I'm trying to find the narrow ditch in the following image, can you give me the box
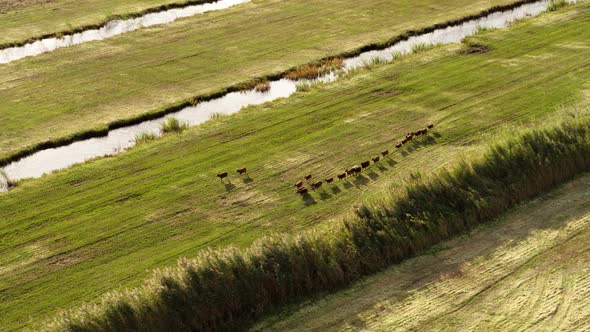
[0,0,249,64]
[0,0,576,189]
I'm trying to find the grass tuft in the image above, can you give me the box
[254,81,271,93]
[286,58,344,80]
[547,0,568,12]
[134,132,157,144]
[209,112,227,120]
[475,25,495,34]
[161,117,189,134]
[362,56,389,69]
[0,170,15,190]
[411,43,434,54]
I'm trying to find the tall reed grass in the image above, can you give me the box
[285,58,343,80]
[45,115,590,331]
[547,0,568,12]
[411,43,434,54]
[134,132,157,144]
[362,56,389,69]
[161,117,189,134]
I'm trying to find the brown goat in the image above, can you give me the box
[372,156,380,163]
[297,187,309,195]
[237,167,247,175]
[295,181,304,188]
[361,161,371,169]
[217,172,229,181]
[337,173,347,180]
[311,181,323,190]
[325,177,334,184]
[347,166,362,176]
[304,174,312,181]
[381,150,389,157]
[396,143,403,148]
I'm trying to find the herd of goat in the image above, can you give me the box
[217,124,435,196]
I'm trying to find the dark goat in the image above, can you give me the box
[217,172,229,181]
[361,161,371,169]
[381,150,389,157]
[396,143,403,148]
[428,124,434,129]
[295,181,304,188]
[311,181,323,190]
[237,167,247,175]
[325,178,334,184]
[337,173,347,180]
[304,174,312,181]
[297,187,309,195]
[372,156,380,163]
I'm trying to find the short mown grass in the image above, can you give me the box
[0,0,547,161]
[1,5,590,330]
[45,115,590,331]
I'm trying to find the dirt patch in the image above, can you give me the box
[0,0,55,13]
[458,43,490,54]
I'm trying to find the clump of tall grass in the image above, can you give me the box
[390,51,403,60]
[161,117,189,134]
[286,58,344,80]
[547,0,568,12]
[254,80,271,93]
[209,112,227,120]
[0,170,15,190]
[295,82,312,92]
[475,25,495,34]
[411,42,434,54]
[296,80,325,92]
[134,132,157,144]
[362,56,389,69]
[45,116,590,331]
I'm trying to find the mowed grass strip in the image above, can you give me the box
[0,0,212,44]
[256,174,590,332]
[1,4,590,330]
[0,0,539,161]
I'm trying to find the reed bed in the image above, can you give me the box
[285,58,343,80]
[45,116,590,331]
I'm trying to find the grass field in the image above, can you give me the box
[256,173,590,331]
[0,0,539,162]
[1,2,590,330]
[0,0,212,43]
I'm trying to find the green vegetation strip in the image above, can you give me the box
[0,0,217,46]
[0,0,540,164]
[1,4,589,329]
[45,115,590,331]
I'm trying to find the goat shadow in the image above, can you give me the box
[302,193,317,206]
[224,183,236,191]
[352,175,370,187]
[331,186,342,195]
[367,171,380,181]
[342,181,354,189]
[319,190,332,200]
